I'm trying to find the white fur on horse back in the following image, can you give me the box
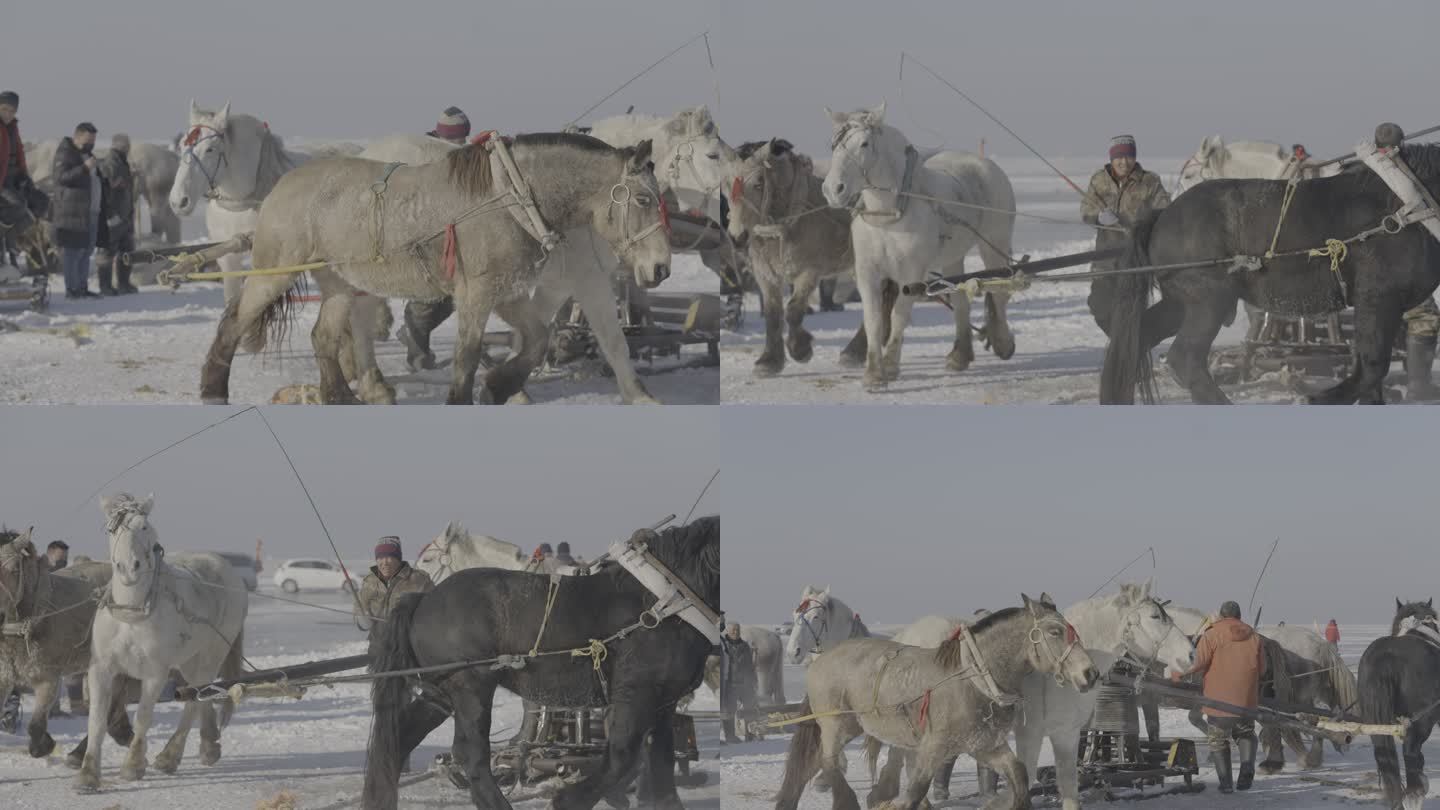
[740,625,782,657]
[54,559,114,588]
[357,134,457,165]
[892,614,966,648]
[924,150,1016,212]
[168,551,248,594]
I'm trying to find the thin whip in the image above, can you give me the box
[566,31,711,129]
[1087,546,1157,600]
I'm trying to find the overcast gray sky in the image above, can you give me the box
[5,0,1436,160]
[0,407,719,567]
[714,407,1432,627]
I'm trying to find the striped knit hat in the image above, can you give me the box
[1109,135,1137,160]
[433,107,470,141]
[374,536,402,560]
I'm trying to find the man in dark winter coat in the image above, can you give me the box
[1081,135,1171,334]
[51,122,103,298]
[96,134,138,295]
[720,621,758,744]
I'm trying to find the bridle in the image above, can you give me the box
[416,537,456,581]
[180,124,232,202]
[664,120,728,201]
[606,164,671,261]
[793,596,830,656]
[1028,612,1083,687]
[1119,597,1182,672]
[104,507,164,618]
[730,153,813,231]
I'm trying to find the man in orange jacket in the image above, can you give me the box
[1172,601,1265,793]
[1325,619,1340,645]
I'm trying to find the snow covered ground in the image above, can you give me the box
[0,202,718,405]
[723,622,1397,809]
[0,583,721,809]
[720,156,1410,405]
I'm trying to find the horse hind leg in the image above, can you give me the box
[1258,725,1286,774]
[867,744,905,808]
[445,677,510,810]
[201,272,299,404]
[348,294,396,405]
[310,284,363,405]
[1165,303,1232,404]
[485,295,549,406]
[153,699,200,774]
[1402,726,1431,810]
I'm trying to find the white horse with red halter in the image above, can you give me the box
[822,104,1019,392]
[169,100,395,404]
[785,584,866,665]
[1176,135,1341,194]
[413,522,529,584]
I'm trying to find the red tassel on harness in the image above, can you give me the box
[443,223,459,279]
[1066,623,1078,645]
[946,625,965,642]
[796,599,812,613]
[183,127,202,147]
[917,689,933,732]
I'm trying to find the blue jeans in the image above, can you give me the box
[61,246,94,293]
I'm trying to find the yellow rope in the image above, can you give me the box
[529,577,562,657]
[1266,179,1301,259]
[175,263,330,281]
[571,638,609,671]
[1308,238,1349,277]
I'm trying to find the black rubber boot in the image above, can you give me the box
[1407,334,1440,400]
[399,297,454,371]
[722,715,741,744]
[99,258,118,296]
[1213,745,1234,794]
[1236,736,1257,791]
[117,261,138,294]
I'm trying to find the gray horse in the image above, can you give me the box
[776,596,1100,810]
[741,624,786,705]
[728,139,874,377]
[199,134,672,406]
[0,529,134,766]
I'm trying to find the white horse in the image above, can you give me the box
[1009,582,1196,810]
[414,521,527,584]
[740,625,786,705]
[585,106,740,219]
[785,585,868,665]
[1176,135,1340,195]
[822,104,1019,391]
[170,100,392,403]
[77,493,249,792]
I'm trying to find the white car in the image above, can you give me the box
[273,558,361,594]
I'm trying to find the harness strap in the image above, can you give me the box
[528,573,563,657]
[369,162,405,262]
[484,134,562,254]
[609,537,719,645]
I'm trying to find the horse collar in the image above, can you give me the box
[1408,622,1440,650]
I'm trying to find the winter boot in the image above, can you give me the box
[1236,736,1257,791]
[1407,334,1440,400]
[1213,745,1234,794]
[117,260,138,294]
[722,715,741,744]
[98,259,118,296]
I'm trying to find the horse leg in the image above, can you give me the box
[447,678,511,810]
[887,745,939,810]
[880,285,917,383]
[118,675,168,781]
[26,677,58,758]
[645,704,683,810]
[856,265,891,390]
[153,699,199,774]
[818,720,862,810]
[66,690,132,769]
[1402,724,1430,810]
[75,666,117,792]
[350,294,396,404]
[200,273,297,404]
[929,755,957,803]
[785,269,822,364]
[1258,724,1286,774]
[974,745,1029,810]
[568,253,658,404]
[752,260,787,377]
[198,700,222,765]
[1313,295,1403,405]
[1164,303,1231,404]
[221,256,255,351]
[310,276,364,404]
[447,279,496,405]
[1051,734,1082,810]
[944,266,975,372]
[977,226,1018,360]
[484,295,548,405]
[867,745,905,807]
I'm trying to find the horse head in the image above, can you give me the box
[787,584,832,664]
[1022,593,1100,692]
[728,138,808,241]
[822,103,899,210]
[1112,581,1193,674]
[0,527,37,623]
[101,493,162,609]
[172,99,268,214]
[659,106,741,202]
[1393,597,1438,636]
[594,139,672,289]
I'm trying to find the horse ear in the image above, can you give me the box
[189,98,202,122]
[630,140,654,171]
[825,107,848,129]
[1430,598,1435,608]
[869,102,887,123]
[1039,592,1055,608]
[769,138,794,157]
[99,495,116,516]
[1200,135,1223,158]
[1141,577,1154,597]
[139,493,155,515]
[1021,593,1034,611]
[216,101,231,130]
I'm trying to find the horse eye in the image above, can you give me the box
[706,152,719,161]
[861,141,870,148]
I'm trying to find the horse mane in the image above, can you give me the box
[1401,143,1440,179]
[248,118,301,199]
[737,140,770,159]
[934,606,1021,669]
[1261,636,1295,705]
[513,132,615,154]
[445,144,496,197]
[0,527,18,545]
[643,515,719,612]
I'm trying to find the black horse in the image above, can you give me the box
[1359,598,1440,809]
[1101,143,1440,405]
[361,516,719,810]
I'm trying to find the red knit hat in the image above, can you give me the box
[374,536,402,560]
[433,107,470,141]
[1109,135,1137,161]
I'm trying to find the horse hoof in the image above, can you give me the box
[753,356,784,378]
[30,733,56,758]
[506,390,534,405]
[1258,760,1284,775]
[946,344,975,372]
[120,762,147,781]
[989,334,1016,360]
[200,743,221,766]
[200,395,230,406]
[838,351,865,369]
[626,394,661,405]
[788,335,815,364]
[66,752,84,769]
[155,755,180,775]
[73,773,101,793]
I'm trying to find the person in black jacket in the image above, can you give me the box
[96,134,138,295]
[51,122,102,298]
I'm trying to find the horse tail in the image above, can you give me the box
[1099,212,1160,405]
[240,272,308,356]
[1326,647,1360,717]
[863,735,883,784]
[217,626,244,729]
[1359,652,1404,805]
[775,699,821,810]
[771,649,787,704]
[361,593,423,810]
